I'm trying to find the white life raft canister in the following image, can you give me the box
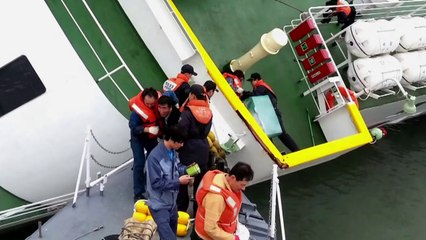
[353,0,400,11]
[391,16,426,52]
[345,19,400,57]
[393,50,426,85]
[348,55,402,92]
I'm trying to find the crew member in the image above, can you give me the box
[128,87,160,201]
[146,125,193,240]
[163,64,198,107]
[248,73,300,152]
[194,162,254,240]
[177,84,213,215]
[156,95,181,136]
[321,0,356,31]
[223,70,245,97]
[204,80,218,100]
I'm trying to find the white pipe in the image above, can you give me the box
[355,78,409,98]
[269,164,278,238]
[230,28,288,72]
[84,133,92,195]
[0,190,82,217]
[89,159,133,187]
[72,129,90,207]
[276,181,286,240]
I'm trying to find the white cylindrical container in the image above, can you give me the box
[353,0,373,11]
[394,50,426,85]
[348,55,402,92]
[345,19,400,57]
[392,16,426,52]
[353,0,399,11]
[230,28,288,72]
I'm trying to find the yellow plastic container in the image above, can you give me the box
[177,211,190,225]
[134,200,149,214]
[132,212,147,222]
[176,223,188,237]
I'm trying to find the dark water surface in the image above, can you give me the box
[245,115,426,240]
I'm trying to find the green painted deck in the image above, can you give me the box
[174,0,327,149]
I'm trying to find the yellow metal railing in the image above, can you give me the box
[168,0,372,168]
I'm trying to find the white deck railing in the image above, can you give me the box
[268,164,286,240]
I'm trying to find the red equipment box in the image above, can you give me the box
[289,18,315,41]
[296,34,322,56]
[308,62,336,84]
[302,49,331,71]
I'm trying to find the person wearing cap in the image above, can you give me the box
[204,80,218,99]
[248,73,300,152]
[176,84,213,216]
[223,70,245,97]
[128,87,161,201]
[163,64,198,107]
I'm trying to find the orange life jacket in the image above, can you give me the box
[223,72,243,90]
[183,99,212,124]
[128,91,158,138]
[325,86,359,110]
[254,80,276,97]
[336,0,351,16]
[195,170,242,239]
[163,73,190,92]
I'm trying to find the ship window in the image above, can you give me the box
[0,55,46,117]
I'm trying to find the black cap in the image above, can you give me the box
[204,80,218,92]
[247,72,261,81]
[190,84,205,98]
[181,64,198,76]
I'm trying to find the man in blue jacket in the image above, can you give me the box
[146,125,193,240]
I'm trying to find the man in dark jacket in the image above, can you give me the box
[163,64,198,107]
[248,73,300,152]
[157,95,181,135]
[176,84,213,214]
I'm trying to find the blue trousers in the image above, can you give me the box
[131,137,157,198]
[149,205,178,240]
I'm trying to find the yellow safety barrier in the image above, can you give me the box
[167,1,372,168]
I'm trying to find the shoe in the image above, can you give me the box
[133,194,146,203]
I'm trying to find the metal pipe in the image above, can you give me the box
[89,159,133,187]
[85,129,91,197]
[72,128,90,207]
[268,164,278,238]
[276,179,286,240]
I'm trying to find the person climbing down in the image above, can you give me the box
[321,0,356,32]
[248,73,300,152]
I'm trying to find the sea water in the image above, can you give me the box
[245,114,426,240]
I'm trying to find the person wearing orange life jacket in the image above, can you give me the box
[128,88,160,201]
[223,70,247,96]
[248,73,300,153]
[321,0,356,31]
[176,84,213,216]
[163,64,198,107]
[194,162,254,240]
